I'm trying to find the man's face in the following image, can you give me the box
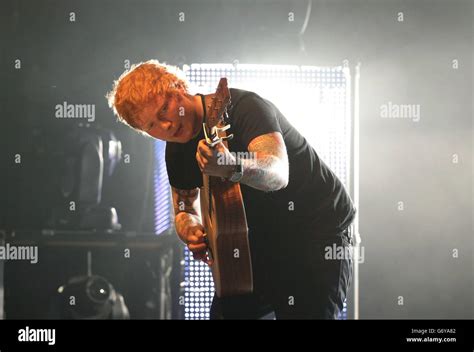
[136,93,199,143]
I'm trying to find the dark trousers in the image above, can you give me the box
[210,227,354,319]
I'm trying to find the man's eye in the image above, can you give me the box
[161,104,168,113]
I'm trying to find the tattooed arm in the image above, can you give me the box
[171,187,208,260]
[239,132,289,192]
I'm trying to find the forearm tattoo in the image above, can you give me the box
[240,133,289,192]
[171,187,200,216]
[171,187,202,239]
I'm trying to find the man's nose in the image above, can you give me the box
[161,121,172,131]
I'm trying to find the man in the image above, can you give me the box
[107,60,356,319]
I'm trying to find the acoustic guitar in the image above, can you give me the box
[200,78,253,297]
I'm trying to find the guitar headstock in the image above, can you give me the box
[203,78,233,147]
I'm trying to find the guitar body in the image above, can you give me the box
[201,176,253,297]
[200,78,253,298]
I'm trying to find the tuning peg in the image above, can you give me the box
[220,134,234,141]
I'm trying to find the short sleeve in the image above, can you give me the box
[165,141,203,190]
[231,93,283,149]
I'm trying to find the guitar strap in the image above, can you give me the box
[196,93,208,126]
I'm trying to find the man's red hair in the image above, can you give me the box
[106,60,188,131]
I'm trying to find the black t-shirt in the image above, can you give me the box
[165,88,356,238]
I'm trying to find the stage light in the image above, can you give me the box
[48,125,123,231]
[52,275,130,319]
[153,140,172,235]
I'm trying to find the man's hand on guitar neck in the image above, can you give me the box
[196,140,235,179]
[196,132,289,192]
[171,187,210,263]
